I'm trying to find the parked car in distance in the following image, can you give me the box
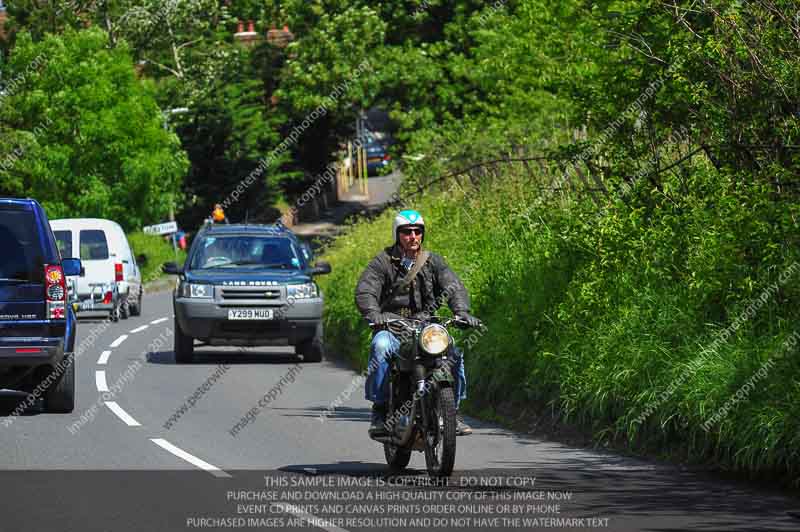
[362,133,392,176]
[50,218,143,321]
[162,223,331,363]
[0,198,82,412]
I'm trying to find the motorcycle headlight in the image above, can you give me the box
[287,282,319,299]
[419,324,450,355]
[180,283,213,298]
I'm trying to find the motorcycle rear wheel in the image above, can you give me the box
[424,386,457,477]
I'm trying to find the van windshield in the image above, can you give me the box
[0,209,41,282]
[80,230,109,260]
[54,230,72,259]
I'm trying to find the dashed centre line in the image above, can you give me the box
[109,334,128,348]
[97,350,111,365]
[150,317,169,325]
[129,325,149,333]
[105,401,141,426]
[95,370,109,392]
[150,439,231,478]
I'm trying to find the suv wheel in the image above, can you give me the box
[130,291,142,317]
[174,317,194,363]
[45,355,75,413]
[118,298,130,320]
[297,322,324,363]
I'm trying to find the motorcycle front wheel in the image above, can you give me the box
[384,443,412,470]
[424,386,457,477]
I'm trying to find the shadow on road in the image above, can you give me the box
[0,392,41,417]
[146,349,301,365]
[271,405,371,422]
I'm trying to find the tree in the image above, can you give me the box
[0,29,187,230]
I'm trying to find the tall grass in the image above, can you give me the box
[318,163,800,482]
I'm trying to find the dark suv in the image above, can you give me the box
[163,223,331,363]
[0,198,82,412]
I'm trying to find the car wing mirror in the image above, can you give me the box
[162,262,181,275]
[310,261,331,275]
[62,258,82,277]
[136,253,148,266]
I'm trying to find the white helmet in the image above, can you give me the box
[392,209,425,242]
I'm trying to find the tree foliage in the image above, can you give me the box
[0,29,187,230]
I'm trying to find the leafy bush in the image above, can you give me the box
[127,232,187,283]
[319,161,800,482]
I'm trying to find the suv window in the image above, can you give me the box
[80,230,109,260]
[54,230,73,259]
[0,209,41,282]
[189,235,301,270]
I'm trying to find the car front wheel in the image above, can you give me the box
[174,317,194,363]
[297,322,324,362]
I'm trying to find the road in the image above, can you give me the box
[1,289,798,532]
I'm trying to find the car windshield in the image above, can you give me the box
[189,235,302,271]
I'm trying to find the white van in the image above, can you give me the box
[49,218,143,320]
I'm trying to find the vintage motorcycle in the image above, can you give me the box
[368,315,479,477]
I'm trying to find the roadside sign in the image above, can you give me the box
[143,221,178,235]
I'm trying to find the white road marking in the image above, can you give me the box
[105,401,141,426]
[150,317,169,325]
[109,334,128,348]
[150,439,231,478]
[95,370,109,392]
[129,325,149,333]
[274,503,350,532]
[97,350,111,365]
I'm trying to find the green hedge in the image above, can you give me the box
[127,232,187,283]
[318,166,800,483]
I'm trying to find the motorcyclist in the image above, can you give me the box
[355,209,481,437]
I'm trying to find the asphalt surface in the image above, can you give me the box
[1,289,798,531]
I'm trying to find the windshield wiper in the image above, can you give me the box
[211,261,294,269]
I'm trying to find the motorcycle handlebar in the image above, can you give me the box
[368,317,482,330]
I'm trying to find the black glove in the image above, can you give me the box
[456,311,481,328]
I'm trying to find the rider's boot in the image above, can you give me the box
[369,403,387,436]
[456,412,473,436]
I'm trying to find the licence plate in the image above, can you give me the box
[80,300,95,310]
[227,309,274,320]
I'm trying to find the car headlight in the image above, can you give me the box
[287,282,319,299]
[179,283,213,298]
[419,324,450,355]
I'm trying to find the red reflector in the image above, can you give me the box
[115,263,123,282]
[15,348,41,353]
[103,291,113,305]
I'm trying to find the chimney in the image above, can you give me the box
[0,1,7,41]
[267,24,294,48]
[234,18,260,47]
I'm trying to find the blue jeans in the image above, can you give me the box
[365,330,466,408]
